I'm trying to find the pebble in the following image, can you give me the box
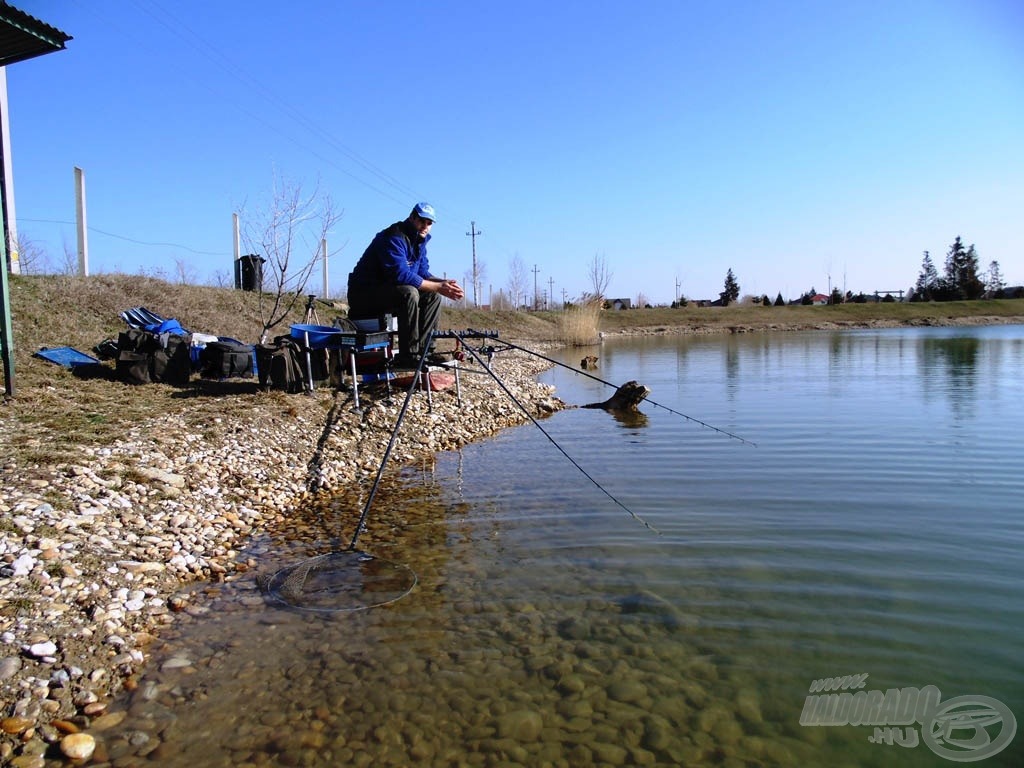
[59,732,95,761]
[0,351,567,762]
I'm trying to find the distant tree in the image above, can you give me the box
[12,234,47,274]
[491,288,513,310]
[507,254,527,310]
[636,291,649,309]
[174,258,198,285]
[936,236,985,301]
[774,292,785,307]
[722,268,740,305]
[830,287,843,305]
[913,250,939,301]
[761,294,771,307]
[588,253,613,300]
[986,260,1006,296]
[801,287,816,305]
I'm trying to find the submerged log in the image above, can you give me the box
[581,380,651,412]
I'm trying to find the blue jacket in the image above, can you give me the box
[349,220,435,290]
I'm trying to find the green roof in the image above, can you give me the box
[0,1,71,67]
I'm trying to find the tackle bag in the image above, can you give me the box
[256,336,305,393]
[199,339,254,379]
[116,328,191,386]
[153,333,192,386]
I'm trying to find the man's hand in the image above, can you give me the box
[438,279,464,301]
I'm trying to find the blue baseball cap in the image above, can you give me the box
[413,202,437,222]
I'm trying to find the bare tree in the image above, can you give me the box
[636,291,648,308]
[507,253,527,310]
[491,288,512,310]
[59,239,78,275]
[12,234,48,274]
[209,268,233,289]
[174,258,198,285]
[588,252,612,299]
[240,176,343,342]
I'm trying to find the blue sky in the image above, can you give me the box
[6,0,1023,305]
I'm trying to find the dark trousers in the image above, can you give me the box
[348,282,441,357]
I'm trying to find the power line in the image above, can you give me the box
[19,217,230,257]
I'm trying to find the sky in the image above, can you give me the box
[5,0,1023,305]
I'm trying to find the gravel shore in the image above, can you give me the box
[0,350,562,765]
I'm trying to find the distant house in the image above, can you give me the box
[810,294,830,305]
[607,298,632,310]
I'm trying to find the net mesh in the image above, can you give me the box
[266,551,417,612]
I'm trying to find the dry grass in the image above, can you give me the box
[554,301,603,346]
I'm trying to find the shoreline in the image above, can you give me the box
[0,349,562,763]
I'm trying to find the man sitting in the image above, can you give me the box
[347,202,464,368]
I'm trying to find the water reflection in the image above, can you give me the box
[919,336,981,418]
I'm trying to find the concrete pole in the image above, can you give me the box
[0,69,18,275]
[74,166,88,276]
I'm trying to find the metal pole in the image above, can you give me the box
[74,166,88,276]
[466,221,481,307]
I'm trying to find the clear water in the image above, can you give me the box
[96,325,1024,767]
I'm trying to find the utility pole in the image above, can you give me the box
[675,278,681,303]
[548,277,554,310]
[532,264,540,310]
[466,221,482,307]
[561,288,567,308]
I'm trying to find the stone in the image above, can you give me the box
[496,710,543,741]
[60,732,96,761]
[0,716,34,735]
[0,655,22,680]
[26,641,57,658]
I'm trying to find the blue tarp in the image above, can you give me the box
[34,346,101,368]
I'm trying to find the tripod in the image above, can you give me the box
[303,294,321,325]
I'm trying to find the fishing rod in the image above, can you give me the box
[487,335,758,448]
[455,332,660,534]
[346,345,432,550]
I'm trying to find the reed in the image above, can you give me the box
[556,301,602,346]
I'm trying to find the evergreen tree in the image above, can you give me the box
[939,236,985,300]
[722,268,740,306]
[774,292,785,306]
[987,260,1006,296]
[913,250,939,302]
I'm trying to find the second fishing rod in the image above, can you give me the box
[474,333,758,448]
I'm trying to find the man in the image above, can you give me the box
[347,203,464,368]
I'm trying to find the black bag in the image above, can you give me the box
[256,336,305,393]
[116,329,158,385]
[151,333,192,386]
[115,329,190,386]
[200,340,254,379]
[116,350,151,385]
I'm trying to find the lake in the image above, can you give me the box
[91,324,1023,767]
